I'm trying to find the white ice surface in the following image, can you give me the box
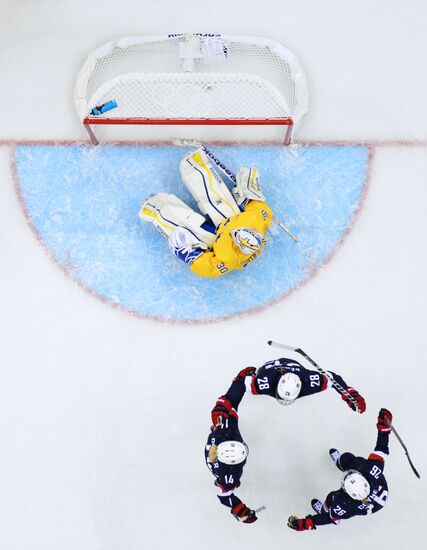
[1,2,427,550]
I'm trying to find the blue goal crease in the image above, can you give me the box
[14,144,369,321]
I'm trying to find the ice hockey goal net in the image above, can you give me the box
[74,34,309,145]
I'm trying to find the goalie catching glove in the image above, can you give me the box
[232,167,266,206]
[287,515,316,531]
[168,226,206,266]
[231,503,257,524]
[342,387,366,413]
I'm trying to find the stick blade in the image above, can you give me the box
[268,340,297,352]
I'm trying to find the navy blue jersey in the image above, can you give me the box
[313,432,390,526]
[205,375,249,510]
[205,416,246,493]
[251,358,348,400]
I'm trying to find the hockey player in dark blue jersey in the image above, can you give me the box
[248,357,366,412]
[287,408,392,531]
[205,367,258,524]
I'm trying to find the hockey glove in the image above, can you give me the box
[287,515,316,531]
[342,387,366,413]
[232,167,266,206]
[231,503,257,524]
[377,408,392,433]
[211,397,233,427]
[234,367,256,380]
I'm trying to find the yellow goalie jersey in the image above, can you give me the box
[190,201,273,278]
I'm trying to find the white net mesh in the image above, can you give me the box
[75,34,309,127]
[89,73,289,119]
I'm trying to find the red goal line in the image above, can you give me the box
[82,117,294,146]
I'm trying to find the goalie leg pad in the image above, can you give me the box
[232,167,266,206]
[139,193,215,247]
[179,149,240,227]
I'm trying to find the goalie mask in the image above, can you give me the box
[342,470,370,500]
[217,441,248,465]
[276,373,302,405]
[231,228,263,255]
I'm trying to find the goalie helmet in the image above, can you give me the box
[217,441,248,465]
[342,470,370,500]
[231,228,263,255]
[276,372,302,405]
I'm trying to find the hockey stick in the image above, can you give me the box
[172,137,299,243]
[242,505,266,521]
[386,421,420,479]
[254,505,267,514]
[269,342,421,477]
[267,341,362,413]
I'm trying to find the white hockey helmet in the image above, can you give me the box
[342,470,370,500]
[217,441,248,465]
[231,227,263,255]
[276,372,302,405]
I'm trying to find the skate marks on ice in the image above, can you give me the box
[13,144,369,322]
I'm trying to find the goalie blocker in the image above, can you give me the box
[139,148,274,278]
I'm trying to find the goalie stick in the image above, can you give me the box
[268,341,421,479]
[172,137,298,243]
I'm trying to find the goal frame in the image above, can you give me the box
[82,117,293,146]
[75,34,309,146]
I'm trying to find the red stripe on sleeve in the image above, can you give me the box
[368,452,385,463]
[216,397,232,411]
[251,377,259,395]
[331,516,341,524]
[321,374,328,391]
[234,503,245,515]
[229,408,239,419]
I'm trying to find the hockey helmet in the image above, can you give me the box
[231,227,263,255]
[276,372,302,405]
[217,441,248,465]
[342,470,370,500]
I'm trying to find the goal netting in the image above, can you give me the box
[74,34,309,144]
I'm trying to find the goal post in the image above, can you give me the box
[74,34,309,145]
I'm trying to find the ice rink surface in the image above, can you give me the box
[1,1,426,550]
[14,143,369,320]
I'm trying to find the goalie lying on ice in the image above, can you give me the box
[139,148,273,278]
